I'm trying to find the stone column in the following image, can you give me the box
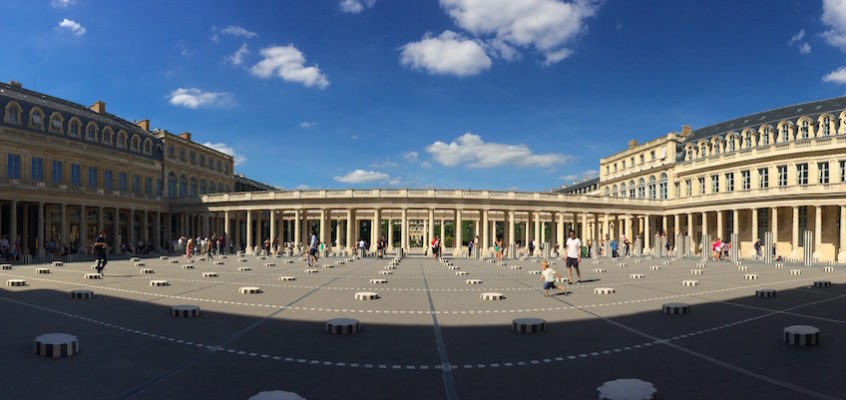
[246,210,253,255]
[373,208,382,251]
[386,218,393,250]
[270,210,277,250]
[581,213,588,242]
[112,208,120,255]
[627,215,634,241]
[318,209,327,246]
[644,215,651,251]
[701,212,708,239]
[60,203,68,247]
[732,209,739,235]
[717,211,724,240]
[21,205,29,255]
[9,200,17,254]
[293,210,300,252]
[814,206,822,259]
[533,212,540,244]
[153,211,161,251]
[440,218,445,244]
[792,206,799,257]
[674,214,680,236]
[839,206,846,262]
[524,218,530,246]
[508,211,516,247]
[348,208,356,253]
[751,208,758,244]
[455,210,462,256]
[79,207,87,254]
[128,209,136,250]
[603,214,610,241]
[37,202,45,258]
[556,212,564,249]
[482,210,489,258]
[224,210,231,246]
[662,215,668,235]
[400,208,408,252]
[142,210,149,243]
[771,207,779,247]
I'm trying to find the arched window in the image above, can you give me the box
[167,172,176,198]
[760,127,771,146]
[779,123,790,142]
[743,131,752,148]
[117,131,127,149]
[189,177,197,197]
[699,143,707,158]
[199,179,207,194]
[4,102,21,126]
[28,107,45,130]
[48,112,63,134]
[620,182,627,197]
[637,178,645,198]
[143,139,153,155]
[686,146,693,160]
[605,187,610,197]
[612,185,618,197]
[207,181,215,194]
[102,127,114,145]
[821,117,831,137]
[648,176,657,199]
[179,175,187,198]
[659,173,668,200]
[712,139,721,155]
[85,122,98,141]
[727,136,736,152]
[130,135,140,152]
[799,120,809,140]
[628,180,635,198]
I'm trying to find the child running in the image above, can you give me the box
[540,260,567,296]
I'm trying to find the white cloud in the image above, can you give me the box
[401,30,492,77]
[221,25,257,38]
[339,0,377,13]
[425,132,569,168]
[203,142,247,166]
[788,29,806,45]
[56,18,86,36]
[334,169,393,184]
[420,161,432,168]
[168,88,235,109]
[403,151,419,162]
[299,121,316,128]
[370,160,399,168]
[823,66,846,84]
[799,42,812,54]
[440,0,597,65]
[250,45,329,89]
[823,0,846,49]
[51,0,75,8]
[225,43,249,66]
[295,184,311,190]
[560,169,598,183]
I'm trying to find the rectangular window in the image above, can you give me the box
[613,163,617,172]
[6,154,20,179]
[155,178,162,197]
[639,154,644,164]
[841,161,846,183]
[741,170,750,190]
[145,177,152,196]
[796,163,808,185]
[698,177,705,195]
[778,165,788,187]
[52,161,62,184]
[70,164,81,186]
[650,150,655,160]
[31,157,43,182]
[725,172,734,192]
[606,165,610,174]
[685,179,692,197]
[622,160,626,169]
[88,167,97,188]
[818,162,829,184]
[674,182,680,198]
[711,174,719,193]
[132,175,140,195]
[104,170,113,191]
[119,172,127,191]
[758,168,769,188]
[190,151,196,162]
[200,155,205,166]
[168,145,174,157]
[179,148,185,160]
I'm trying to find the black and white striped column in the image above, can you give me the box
[34,333,78,358]
[729,233,739,263]
[764,231,774,264]
[701,234,711,262]
[803,230,813,267]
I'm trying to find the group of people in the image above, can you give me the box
[179,234,228,260]
[0,235,20,262]
[540,229,583,296]
[711,238,732,260]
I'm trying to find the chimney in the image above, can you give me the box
[627,139,638,149]
[90,101,106,114]
[178,132,192,141]
[681,125,692,137]
[8,80,22,88]
[137,119,150,132]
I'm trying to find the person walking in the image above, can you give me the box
[431,235,440,261]
[467,239,473,258]
[565,229,582,284]
[206,237,215,260]
[308,229,318,267]
[93,230,109,275]
[185,237,194,260]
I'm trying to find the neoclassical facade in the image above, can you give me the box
[2,81,845,262]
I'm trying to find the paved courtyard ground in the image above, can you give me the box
[1,252,844,399]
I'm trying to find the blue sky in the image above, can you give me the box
[4,0,846,191]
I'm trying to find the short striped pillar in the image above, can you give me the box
[481,292,505,300]
[279,276,296,281]
[597,379,657,400]
[594,287,615,294]
[239,286,262,294]
[70,289,94,299]
[803,230,814,267]
[370,278,388,284]
[354,292,379,300]
[326,318,360,335]
[171,305,200,318]
[764,231,774,264]
[35,333,78,358]
[202,272,218,278]
[783,325,820,346]
[6,279,26,286]
[455,271,468,276]
[512,317,545,333]
[756,289,776,298]
[662,302,689,315]
[813,281,832,288]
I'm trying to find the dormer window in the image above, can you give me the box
[5,103,21,125]
[822,118,831,136]
[102,128,113,145]
[86,124,97,141]
[117,131,127,149]
[49,114,63,134]
[800,120,809,140]
[30,112,43,129]
[69,119,81,137]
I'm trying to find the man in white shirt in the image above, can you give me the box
[565,229,582,284]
